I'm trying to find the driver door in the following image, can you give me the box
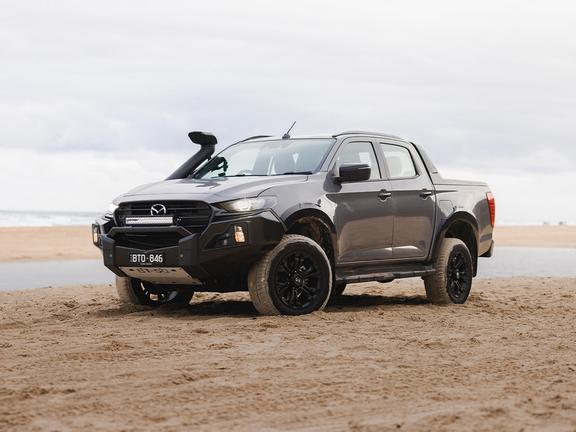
[327,140,394,263]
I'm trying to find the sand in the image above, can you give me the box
[1,225,575,430]
[0,227,99,262]
[493,225,576,249]
[0,225,574,263]
[1,278,576,431]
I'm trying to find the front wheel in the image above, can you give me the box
[116,276,194,307]
[248,234,332,315]
[424,238,473,304]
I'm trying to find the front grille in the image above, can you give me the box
[116,201,212,233]
[114,232,184,250]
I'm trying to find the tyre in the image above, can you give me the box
[424,238,473,304]
[248,234,332,315]
[116,276,194,307]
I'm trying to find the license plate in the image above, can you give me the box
[129,252,165,266]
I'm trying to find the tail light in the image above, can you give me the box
[486,192,495,227]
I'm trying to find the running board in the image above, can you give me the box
[336,267,435,284]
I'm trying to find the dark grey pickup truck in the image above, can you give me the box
[93,130,495,315]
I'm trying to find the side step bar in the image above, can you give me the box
[336,268,435,284]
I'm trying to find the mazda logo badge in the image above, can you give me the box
[150,204,167,216]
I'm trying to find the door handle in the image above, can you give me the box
[378,189,392,201]
[420,189,433,198]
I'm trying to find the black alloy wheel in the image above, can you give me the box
[134,280,180,305]
[446,250,472,303]
[248,234,332,315]
[272,250,325,312]
[116,277,194,307]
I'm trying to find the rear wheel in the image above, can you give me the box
[424,238,473,304]
[248,234,332,315]
[116,276,194,307]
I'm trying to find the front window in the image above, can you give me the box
[337,141,381,180]
[193,138,335,179]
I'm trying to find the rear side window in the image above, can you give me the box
[337,142,381,179]
[380,144,417,179]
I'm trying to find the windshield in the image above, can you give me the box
[193,138,335,179]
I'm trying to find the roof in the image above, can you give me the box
[333,130,403,140]
[239,131,405,142]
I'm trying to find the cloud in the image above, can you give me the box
[0,0,575,220]
[0,148,186,212]
[441,165,576,225]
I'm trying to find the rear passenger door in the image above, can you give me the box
[327,140,394,263]
[378,142,436,260]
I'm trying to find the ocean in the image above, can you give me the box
[0,210,102,227]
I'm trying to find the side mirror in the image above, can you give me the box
[336,163,371,183]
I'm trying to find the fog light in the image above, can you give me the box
[92,224,101,247]
[234,226,246,243]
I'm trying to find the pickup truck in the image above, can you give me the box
[92,130,495,315]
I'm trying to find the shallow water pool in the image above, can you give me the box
[0,247,574,292]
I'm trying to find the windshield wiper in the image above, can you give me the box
[217,174,268,178]
[213,172,311,178]
[277,171,312,176]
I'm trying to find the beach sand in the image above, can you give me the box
[0,226,99,262]
[0,225,574,263]
[1,225,575,430]
[1,278,575,431]
[493,225,576,248]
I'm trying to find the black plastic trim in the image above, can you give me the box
[100,210,286,283]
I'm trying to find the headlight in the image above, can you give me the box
[108,203,119,213]
[218,197,277,212]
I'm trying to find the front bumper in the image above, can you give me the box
[92,210,285,284]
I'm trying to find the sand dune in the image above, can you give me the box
[1,278,575,431]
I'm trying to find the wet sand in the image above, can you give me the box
[1,278,576,431]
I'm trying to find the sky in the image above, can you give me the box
[0,0,575,224]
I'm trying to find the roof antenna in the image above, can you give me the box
[282,121,296,139]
